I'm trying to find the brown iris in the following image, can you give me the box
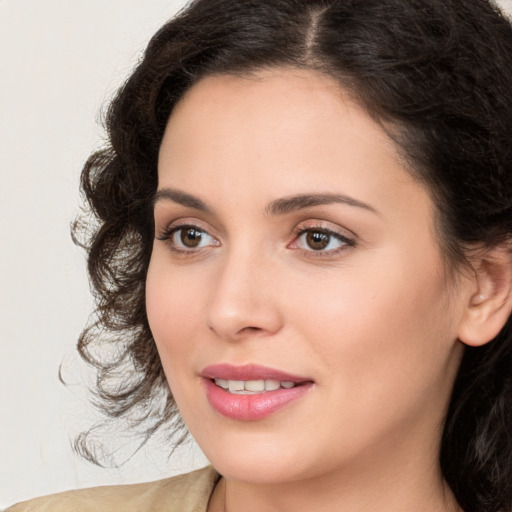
[306,231,330,250]
[180,228,203,248]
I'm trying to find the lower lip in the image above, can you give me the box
[204,379,313,421]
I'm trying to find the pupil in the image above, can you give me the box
[181,228,202,247]
[306,231,329,250]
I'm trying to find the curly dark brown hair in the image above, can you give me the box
[73,0,512,510]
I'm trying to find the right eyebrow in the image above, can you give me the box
[152,188,212,213]
[266,192,378,216]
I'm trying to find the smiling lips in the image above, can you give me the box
[201,364,314,420]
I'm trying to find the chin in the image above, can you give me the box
[192,427,319,484]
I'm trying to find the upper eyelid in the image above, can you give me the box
[157,217,218,236]
[293,219,357,239]
[160,224,218,243]
[295,225,350,237]
[293,228,355,248]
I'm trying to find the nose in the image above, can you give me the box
[206,249,284,341]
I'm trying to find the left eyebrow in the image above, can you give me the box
[266,193,379,216]
[152,188,212,213]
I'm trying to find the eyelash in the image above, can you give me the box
[156,223,356,257]
[157,224,219,254]
[290,226,356,256]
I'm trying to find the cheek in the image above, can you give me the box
[283,256,459,458]
[145,255,206,373]
[293,249,456,389]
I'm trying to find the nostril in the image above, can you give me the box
[239,326,263,334]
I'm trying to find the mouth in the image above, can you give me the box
[212,378,300,394]
[200,364,314,420]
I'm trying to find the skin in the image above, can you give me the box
[146,68,471,511]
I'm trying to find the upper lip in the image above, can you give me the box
[200,363,312,383]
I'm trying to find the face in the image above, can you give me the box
[146,68,468,485]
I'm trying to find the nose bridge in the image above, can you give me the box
[206,238,282,340]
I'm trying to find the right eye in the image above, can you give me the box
[158,225,220,252]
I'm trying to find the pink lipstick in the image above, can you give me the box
[201,364,313,421]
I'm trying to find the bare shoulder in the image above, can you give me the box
[5,466,219,512]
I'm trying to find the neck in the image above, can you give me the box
[226,474,458,512]
[208,440,462,512]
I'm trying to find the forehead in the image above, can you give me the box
[164,68,382,146]
[158,68,426,217]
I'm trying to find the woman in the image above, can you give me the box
[7,0,512,510]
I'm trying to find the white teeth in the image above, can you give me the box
[213,378,298,393]
[228,380,245,392]
[215,378,229,390]
[245,380,265,392]
[265,379,280,391]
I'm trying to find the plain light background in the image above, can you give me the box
[1,0,512,508]
[0,1,209,508]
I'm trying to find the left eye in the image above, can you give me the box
[170,226,217,250]
[295,229,349,252]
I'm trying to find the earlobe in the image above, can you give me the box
[458,245,512,347]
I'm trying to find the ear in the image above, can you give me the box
[458,244,512,347]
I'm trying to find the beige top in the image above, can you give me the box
[5,466,220,512]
